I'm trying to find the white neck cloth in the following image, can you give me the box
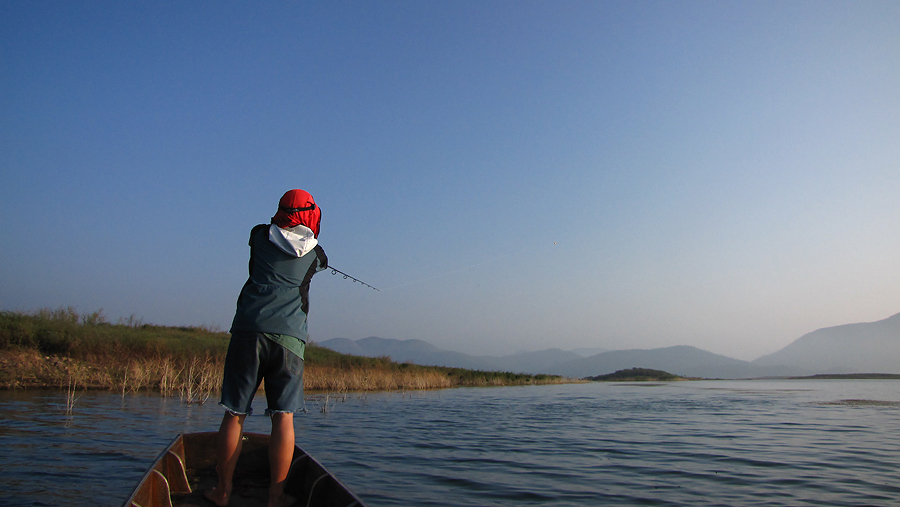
[268,224,318,257]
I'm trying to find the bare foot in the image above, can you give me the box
[203,486,230,507]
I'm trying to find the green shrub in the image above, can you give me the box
[0,308,229,360]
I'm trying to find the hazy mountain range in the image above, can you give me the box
[318,312,900,379]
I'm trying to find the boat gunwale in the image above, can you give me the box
[122,432,367,507]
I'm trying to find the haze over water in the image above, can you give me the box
[4,2,900,361]
[2,381,899,506]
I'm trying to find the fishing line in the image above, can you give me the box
[378,263,491,292]
[378,240,559,292]
[328,241,559,293]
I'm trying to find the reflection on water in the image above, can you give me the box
[1,380,899,506]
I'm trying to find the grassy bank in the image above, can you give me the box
[1,308,570,398]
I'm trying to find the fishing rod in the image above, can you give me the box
[327,266,380,291]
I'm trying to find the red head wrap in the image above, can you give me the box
[271,189,321,238]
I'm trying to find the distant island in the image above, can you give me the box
[585,367,691,382]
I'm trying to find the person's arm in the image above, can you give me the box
[313,245,328,272]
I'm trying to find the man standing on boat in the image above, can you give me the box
[206,189,328,507]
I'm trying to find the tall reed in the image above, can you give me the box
[65,375,82,416]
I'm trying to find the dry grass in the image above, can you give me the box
[0,349,224,402]
[1,308,573,398]
[305,365,454,391]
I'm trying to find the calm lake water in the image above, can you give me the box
[1,380,899,506]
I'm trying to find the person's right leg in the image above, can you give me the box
[205,411,246,506]
[260,339,304,507]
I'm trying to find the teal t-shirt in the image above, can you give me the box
[264,333,306,361]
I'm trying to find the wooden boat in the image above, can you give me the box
[122,432,367,507]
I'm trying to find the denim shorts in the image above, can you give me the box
[219,331,304,416]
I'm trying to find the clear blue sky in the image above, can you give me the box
[2,1,899,361]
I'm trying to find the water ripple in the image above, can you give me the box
[2,381,900,506]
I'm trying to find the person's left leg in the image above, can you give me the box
[268,412,295,507]
[205,411,247,506]
[208,332,264,505]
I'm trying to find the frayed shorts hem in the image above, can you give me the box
[264,408,298,417]
[220,402,251,416]
[219,403,299,418]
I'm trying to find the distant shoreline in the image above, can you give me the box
[0,349,577,395]
[785,373,900,380]
[583,368,900,383]
[1,308,575,396]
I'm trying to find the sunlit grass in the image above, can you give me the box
[1,308,572,397]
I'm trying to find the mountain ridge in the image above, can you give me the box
[752,312,900,374]
[318,312,900,378]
